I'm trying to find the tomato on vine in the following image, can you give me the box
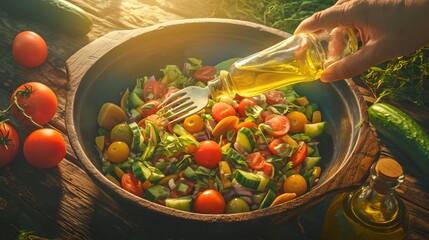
[0,122,20,167]
[10,82,57,127]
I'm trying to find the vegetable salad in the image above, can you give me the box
[95,58,326,214]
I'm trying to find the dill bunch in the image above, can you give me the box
[361,46,429,108]
[210,0,334,33]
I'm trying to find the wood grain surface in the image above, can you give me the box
[0,1,428,239]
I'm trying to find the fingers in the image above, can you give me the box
[295,2,361,34]
[320,43,385,82]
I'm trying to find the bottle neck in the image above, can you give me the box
[349,162,405,225]
[207,70,236,100]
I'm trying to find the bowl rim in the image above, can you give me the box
[65,18,380,224]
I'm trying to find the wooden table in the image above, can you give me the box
[0,1,428,239]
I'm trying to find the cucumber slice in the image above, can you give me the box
[183,166,197,180]
[165,196,193,212]
[144,185,170,202]
[172,124,191,136]
[129,122,144,151]
[236,127,256,153]
[234,169,260,190]
[259,189,276,209]
[304,121,326,138]
[146,121,161,144]
[303,156,322,170]
[132,162,151,183]
[128,90,144,108]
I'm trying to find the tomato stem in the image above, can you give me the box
[0,122,15,149]
[0,85,42,128]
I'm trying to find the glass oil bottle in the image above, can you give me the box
[208,27,358,99]
[321,157,409,240]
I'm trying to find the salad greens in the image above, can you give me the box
[96,58,327,213]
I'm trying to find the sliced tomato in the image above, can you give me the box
[262,162,273,177]
[264,90,285,104]
[138,100,161,118]
[246,152,266,170]
[211,102,236,122]
[264,114,290,137]
[194,66,216,82]
[268,138,283,156]
[238,98,258,117]
[121,172,144,197]
[143,79,168,101]
[289,141,308,167]
[162,88,180,102]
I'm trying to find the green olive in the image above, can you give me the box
[110,123,133,146]
[225,197,250,214]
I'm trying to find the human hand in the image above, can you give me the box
[295,0,429,82]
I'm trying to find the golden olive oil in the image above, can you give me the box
[210,28,358,99]
[321,158,409,240]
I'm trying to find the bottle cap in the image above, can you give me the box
[375,157,403,181]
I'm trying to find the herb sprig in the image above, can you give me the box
[361,46,429,107]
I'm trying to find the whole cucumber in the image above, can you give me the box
[0,0,93,36]
[368,103,429,176]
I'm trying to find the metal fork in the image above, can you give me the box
[158,85,211,124]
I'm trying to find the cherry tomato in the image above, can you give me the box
[110,123,133,146]
[287,111,308,134]
[121,172,144,197]
[238,98,257,117]
[225,197,250,213]
[264,114,290,137]
[107,141,130,163]
[0,122,20,167]
[211,102,236,122]
[264,90,285,104]
[290,141,308,167]
[283,174,308,196]
[235,121,257,133]
[246,151,266,170]
[194,189,226,214]
[10,82,57,126]
[12,31,48,68]
[138,100,161,118]
[183,114,204,134]
[143,79,168,101]
[193,66,216,82]
[23,128,66,169]
[194,140,222,169]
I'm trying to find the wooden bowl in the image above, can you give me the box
[65,19,379,237]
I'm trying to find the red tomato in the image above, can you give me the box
[121,172,144,197]
[138,114,166,128]
[289,141,308,167]
[10,82,57,126]
[12,31,48,68]
[264,90,285,104]
[0,122,20,167]
[23,128,66,169]
[264,114,290,137]
[193,140,222,169]
[246,152,266,170]
[143,79,168,101]
[238,98,258,117]
[139,100,161,118]
[193,66,216,82]
[269,138,283,156]
[194,189,226,214]
[211,102,236,122]
[262,162,273,176]
[235,121,257,132]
